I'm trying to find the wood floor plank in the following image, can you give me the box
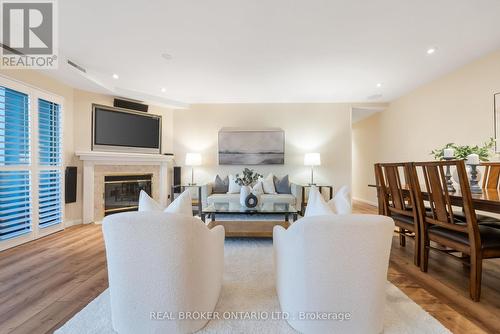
[0,207,499,334]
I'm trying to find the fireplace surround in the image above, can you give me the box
[76,151,173,224]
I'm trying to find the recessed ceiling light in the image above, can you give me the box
[161,87,166,93]
[426,48,436,55]
[376,83,382,88]
[112,73,119,79]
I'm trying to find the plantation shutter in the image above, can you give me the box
[38,98,62,228]
[0,87,32,240]
[0,87,30,165]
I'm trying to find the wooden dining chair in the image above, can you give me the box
[482,162,500,189]
[374,163,420,266]
[410,160,500,301]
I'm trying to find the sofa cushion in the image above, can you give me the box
[274,175,291,194]
[213,175,229,193]
[304,186,334,217]
[227,175,241,194]
[260,194,296,206]
[207,193,241,206]
[260,173,277,194]
[138,190,163,212]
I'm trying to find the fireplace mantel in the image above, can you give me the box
[76,151,174,224]
[76,151,173,164]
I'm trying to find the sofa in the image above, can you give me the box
[201,180,302,210]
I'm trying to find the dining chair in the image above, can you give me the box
[410,160,500,301]
[374,162,420,266]
[482,162,500,189]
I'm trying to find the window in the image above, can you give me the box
[0,77,63,250]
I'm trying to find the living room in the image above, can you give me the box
[1,1,500,333]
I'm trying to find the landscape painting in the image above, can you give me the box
[218,129,285,165]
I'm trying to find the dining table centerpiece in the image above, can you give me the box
[431,138,496,189]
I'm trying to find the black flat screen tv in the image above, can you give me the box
[92,104,161,154]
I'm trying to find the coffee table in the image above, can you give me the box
[201,202,299,237]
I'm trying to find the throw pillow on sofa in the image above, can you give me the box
[227,175,241,194]
[304,186,335,217]
[260,173,277,194]
[138,190,163,212]
[213,175,229,193]
[274,175,291,194]
[328,186,352,214]
[252,181,264,196]
[138,190,193,216]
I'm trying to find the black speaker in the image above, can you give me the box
[113,98,149,112]
[173,166,181,193]
[65,166,77,204]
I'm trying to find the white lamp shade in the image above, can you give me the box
[185,153,202,166]
[304,153,321,166]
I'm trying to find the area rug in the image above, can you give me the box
[56,239,450,333]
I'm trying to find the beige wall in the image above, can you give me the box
[353,49,500,204]
[173,104,353,190]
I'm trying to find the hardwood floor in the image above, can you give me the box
[0,203,498,333]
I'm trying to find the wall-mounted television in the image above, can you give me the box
[92,104,161,154]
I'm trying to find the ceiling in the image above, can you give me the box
[45,0,500,106]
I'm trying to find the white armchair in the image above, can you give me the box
[103,211,225,334]
[273,214,394,334]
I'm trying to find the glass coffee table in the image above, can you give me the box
[201,202,299,237]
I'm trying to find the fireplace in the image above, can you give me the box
[104,174,153,215]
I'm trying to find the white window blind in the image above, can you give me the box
[0,170,31,240]
[38,170,61,228]
[0,87,30,165]
[38,98,61,166]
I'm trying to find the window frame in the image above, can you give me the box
[0,75,64,251]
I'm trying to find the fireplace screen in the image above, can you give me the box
[104,174,152,215]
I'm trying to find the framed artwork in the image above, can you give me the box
[218,128,285,165]
[495,93,500,153]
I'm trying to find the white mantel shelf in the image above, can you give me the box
[76,151,173,164]
[76,151,174,224]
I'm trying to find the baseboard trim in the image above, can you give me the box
[64,219,83,227]
[353,197,378,207]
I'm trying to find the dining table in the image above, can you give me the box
[368,184,500,215]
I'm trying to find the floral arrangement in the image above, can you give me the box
[235,168,262,186]
[431,138,496,161]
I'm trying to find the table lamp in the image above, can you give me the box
[185,153,201,185]
[304,153,321,185]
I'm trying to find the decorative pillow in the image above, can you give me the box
[260,173,277,194]
[328,186,352,214]
[227,174,241,194]
[138,190,163,212]
[164,190,193,216]
[304,186,335,217]
[213,175,229,194]
[274,175,291,194]
[138,190,193,216]
[252,181,264,196]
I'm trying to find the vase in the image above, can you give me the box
[245,193,258,208]
[240,185,251,206]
